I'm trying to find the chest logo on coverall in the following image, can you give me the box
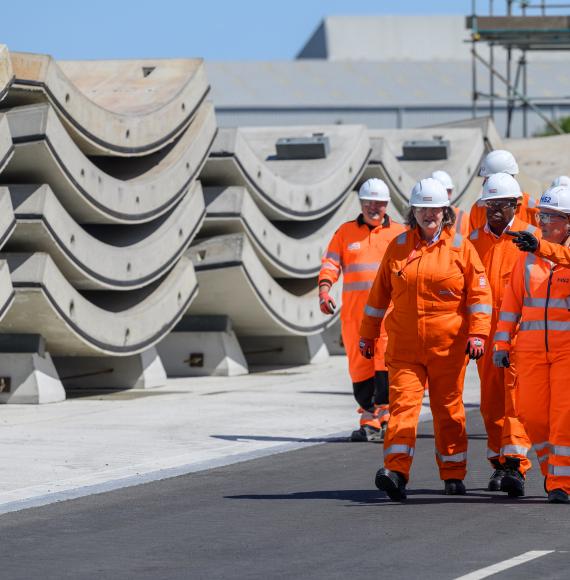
[348,242,361,251]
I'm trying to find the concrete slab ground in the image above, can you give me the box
[0,355,481,514]
[7,52,209,156]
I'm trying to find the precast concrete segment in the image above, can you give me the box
[0,253,197,356]
[0,188,17,250]
[6,182,205,290]
[0,114,14,175]
[187,233,341,336]
[7,52,210,156]
[200,125,371,221]
[0,45,13,102]
[201,186,361,278]
[3,102,216,224]
[0,261,15,323]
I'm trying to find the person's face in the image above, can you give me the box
[413,206,444,234]
[485,197,517,230]
[538,210,570,243]
[361,200,388,226]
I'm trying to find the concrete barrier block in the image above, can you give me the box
[239,334,329,367]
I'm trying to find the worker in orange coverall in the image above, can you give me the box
[495,185,570,504]
[431,170,469,236]
[469,173,537,497]
[359,178,492,501]
[318,178,405,442]
[469,150,539,232]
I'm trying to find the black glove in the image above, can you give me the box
[505,230,539,253]
[493,350,510,368]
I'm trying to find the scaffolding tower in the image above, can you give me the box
[468,0,570,137]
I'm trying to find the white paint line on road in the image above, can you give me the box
[454,550,556,580]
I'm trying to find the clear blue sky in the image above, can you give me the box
[0,0,486,61]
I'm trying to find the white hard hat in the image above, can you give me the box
[481,173,522,201]
[551,175,570,188]
[431,170,454,191]
[358,178,390,202]
[538,185,570,214]
[479,150,519,177]
[410,178,450,208]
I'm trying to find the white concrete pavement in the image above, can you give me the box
[0,355,481,514]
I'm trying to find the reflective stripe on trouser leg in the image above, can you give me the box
[515,351,551,478]
[546,351,570,493]
[428,345,468,481]
[382,360,427,480]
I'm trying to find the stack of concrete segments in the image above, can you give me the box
[0,48,215,403]
[159,125,375,377]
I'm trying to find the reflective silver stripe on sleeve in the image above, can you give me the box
[524,297,570,309]
[452,233,463,248]
[364,305,386,318]
[525,224,537,234]
[321,260,340,272]
[344,262,380,273]
[532,441,551,452]
[494,331,511,342]
[457,209,466,226]
[325,251,340,262]
[548,465,570,476]
[343,281,374,292]
[469,229,480,241]
[487,448,499,459]
[501,444,530,457]
[396,232,408,245]
[552,445,570,457]
[499,311,520,322]
[384,444,414,457]
[436,451,467,463]
[520,320,570,331]
[468,304,493,315]
[524,253,536,296]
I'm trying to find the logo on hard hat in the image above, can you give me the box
[423,196,432,201]
[489,188,497,193]
[541,196,553,203]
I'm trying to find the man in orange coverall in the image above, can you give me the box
[318,178,405,442]
[431,170,469,236]
[359,178,492,500]
[469,173,537,497]
[495,185,570,504]
[469,150,539,232]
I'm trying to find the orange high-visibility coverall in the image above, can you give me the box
[360,227,492,481]
[469,218,539,474]
[319,214,405,429]
[495,249,570,494]
[469,192,539,232]
[453,206,469,236]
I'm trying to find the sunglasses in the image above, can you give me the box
[484,200,517,210]
[538,212,568,224]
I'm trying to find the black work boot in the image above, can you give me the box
[501,457,525,498]
[547,489,569,504]
[488,458,505,492]
[375,467,407,501]
[444,479,466,495]
[350,424,383,443]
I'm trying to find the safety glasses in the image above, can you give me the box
[538,212,568,224]
[484,200,516,211]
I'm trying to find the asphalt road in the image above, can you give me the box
[0,412,568,580]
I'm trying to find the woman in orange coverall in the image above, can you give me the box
[359,178,492,501]
[319,178,405,442]
[495,185,570,504]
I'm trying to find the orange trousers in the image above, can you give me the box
[516,351,570,494]
[341,318,386,382]
[477,349,532,474]
[383,349,468,481]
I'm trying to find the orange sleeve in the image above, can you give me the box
[359,246,393,339]
[494,255,525,352]
[318,229,343,287]
[535,238,570,267]
[462,239,493,338]
[469,201,484,233]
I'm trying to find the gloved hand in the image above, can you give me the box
[359,337,375,359]
[319,285,336,315]
[493,350,510,368]
[505,230,539,253]
[466,336,485,360]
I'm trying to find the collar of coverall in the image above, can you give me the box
[357,213,391,230]
[412,224,453,246]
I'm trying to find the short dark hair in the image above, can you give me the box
[406,206,456,230]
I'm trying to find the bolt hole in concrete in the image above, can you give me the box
[135,196,140,204]
[126,262,131,272]
[268,288,272,297]
[70,234,75,245]
[197,250,206,262]
[125,328,130,340]
[125,129,130,139]
[181,102,186,112]
[186,162,190,171]
[179,228,183,238]
[80,169,85,177]
[304,194,312,207]
[276,243,281,256]
[306,253,310,261]
[262,230,267,237]
[142,66,155,78]
[257,170,262,179]
[65,93,70,104]
[69,300,74,316]
[98,176,102,184]
[177,292,182,301]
